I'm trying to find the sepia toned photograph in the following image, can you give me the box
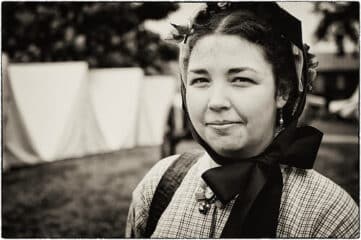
[2,1,359,238]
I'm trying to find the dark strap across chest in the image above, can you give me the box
[145,150,204,237]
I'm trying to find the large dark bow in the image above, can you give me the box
[201,122,323,237]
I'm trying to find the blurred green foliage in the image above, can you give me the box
[2,2,179,74]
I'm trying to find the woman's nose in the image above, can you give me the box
[208,86,231,111]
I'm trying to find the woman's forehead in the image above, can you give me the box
[187,34,271,74]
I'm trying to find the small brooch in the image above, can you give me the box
[195,185,224,214]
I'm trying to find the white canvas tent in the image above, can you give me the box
[4,62,176,169]
[4,62,108,168]
[89,68,143,151]
[137,76,177,146]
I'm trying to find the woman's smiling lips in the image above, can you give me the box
[205,120,244,130]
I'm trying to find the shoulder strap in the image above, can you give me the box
[145,150,204,237]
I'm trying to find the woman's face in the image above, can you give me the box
[186,34,287,158]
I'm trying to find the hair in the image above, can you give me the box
[180,3,300,125]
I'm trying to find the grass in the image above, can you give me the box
[3,146,161,238]
[2,119,359,237]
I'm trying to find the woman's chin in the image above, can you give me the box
[209,141,247,158]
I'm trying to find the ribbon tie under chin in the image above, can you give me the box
[201,123,323,237]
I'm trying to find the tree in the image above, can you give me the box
[2,2,179,74]
[313,2,359,56]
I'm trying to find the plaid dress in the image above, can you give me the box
[126,152,359,238]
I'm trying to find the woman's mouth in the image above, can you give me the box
[205,121,243,129]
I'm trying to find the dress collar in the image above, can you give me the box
[197,152,221,178]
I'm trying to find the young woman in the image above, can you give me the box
[126,3,359,238]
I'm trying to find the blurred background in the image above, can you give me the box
[2,2,359,238]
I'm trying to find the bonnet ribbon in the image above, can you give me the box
[202,121,323,237]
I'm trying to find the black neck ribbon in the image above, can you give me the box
[202,121,323,237]
[180,83,323,237]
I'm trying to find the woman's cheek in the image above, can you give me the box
[233,87,276,124]
[186,88,208,127]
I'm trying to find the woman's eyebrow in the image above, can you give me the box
[228,67,257,74]
[188,69,208,75]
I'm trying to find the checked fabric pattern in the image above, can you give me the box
[126,153,359,238]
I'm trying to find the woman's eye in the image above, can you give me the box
[231,77,255,85]
[190,78,209,86]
